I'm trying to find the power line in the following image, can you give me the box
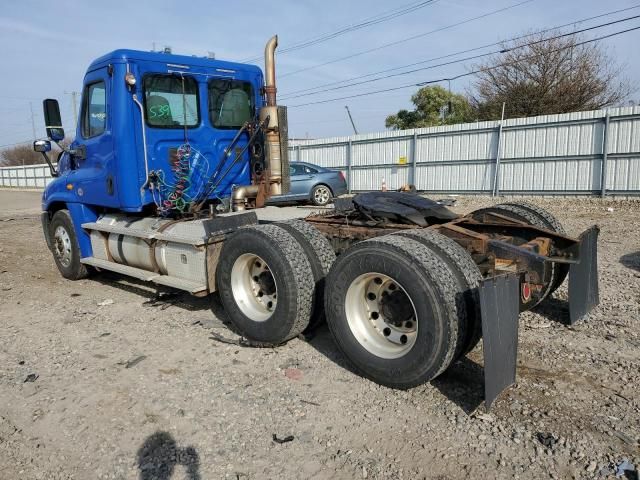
[287,25,640,108]
[281,13,640,101]
[240,0,440,62]
[280,0,536,78]
[281,5,640,99]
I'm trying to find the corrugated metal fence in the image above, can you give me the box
[2,106,639,195]
[0,164,54,189]
[289,106,640,196]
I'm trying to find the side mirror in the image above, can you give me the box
[43,99,65,142]
[33,140,51,153]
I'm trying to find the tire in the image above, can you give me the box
[395,228,483,357]
[470,204,539,225]
[324,234,463,389]
[49,209,91,280]
[277,220,336,331]
[310,184,332,206]
[503,201,566,234]
[216,224,315,345]
[502,202,569,294]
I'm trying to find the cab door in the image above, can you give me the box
[69,68,119,207]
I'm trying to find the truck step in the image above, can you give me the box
[81,222,206,246]
[80,257,207,294]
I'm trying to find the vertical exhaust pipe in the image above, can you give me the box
[233,35,289,211]
[259,35,288,197]
[264,35,278,107]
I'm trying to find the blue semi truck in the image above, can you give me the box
[33,36,599,407]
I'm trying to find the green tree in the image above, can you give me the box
[385,85,475,130]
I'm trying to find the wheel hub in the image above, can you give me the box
[231,254,277,322]
[345,273,418,359]
[53,226,72,268]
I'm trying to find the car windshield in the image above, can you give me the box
[208,79,254,129]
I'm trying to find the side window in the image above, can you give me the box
[290,164,303,175]
[81,81,106,138]
[303,166,318,174]
[144,75,199,128]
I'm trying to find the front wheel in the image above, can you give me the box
[310,184,332,206]
[49,209,91,280]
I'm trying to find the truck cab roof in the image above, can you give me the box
[87,49,263,76]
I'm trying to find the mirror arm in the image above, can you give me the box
[39,152,59,177]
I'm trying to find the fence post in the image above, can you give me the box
[492,103,506,197]
[347,139,353,194]
[600,112,610,198]
[411,131,418,187]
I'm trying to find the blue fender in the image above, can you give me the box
[43,177,98,258]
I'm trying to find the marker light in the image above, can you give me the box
[125,73,137,86]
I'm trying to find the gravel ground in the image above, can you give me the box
[0,191,638,480]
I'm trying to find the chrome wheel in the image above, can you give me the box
[230,253,277,322]
[313,186,331,205]
[345,273,418,359]
[53,225,72,268]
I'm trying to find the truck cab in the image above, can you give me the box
[35,43,288,268]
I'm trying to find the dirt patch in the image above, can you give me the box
[0,194,639,479]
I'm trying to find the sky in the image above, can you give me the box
[0,0,639,147]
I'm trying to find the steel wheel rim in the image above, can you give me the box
[53,225,72,268]
[314,186,330,205]
[230,253,277,322]
[345,272,418,359]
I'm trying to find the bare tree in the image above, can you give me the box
[470,31,634,120]
[0,139,69,167]
[0,144,45,167]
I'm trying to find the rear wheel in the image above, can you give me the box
[471,203,567,302]
[311,184,332,206]
[324,235,464,389]
[49,210,91,280]
[277,220,336,331]
[216,225,314,345]
[395,229,482,357]
[502,202,569,294]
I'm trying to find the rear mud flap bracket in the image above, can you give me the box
[568,225,600,325]
[478,273,520,409]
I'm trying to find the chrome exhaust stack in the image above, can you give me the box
[232,35,290,211]
[260,35,290,197]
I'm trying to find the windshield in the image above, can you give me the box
[208,79,254,129]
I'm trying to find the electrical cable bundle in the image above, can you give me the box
[151,143,211,216]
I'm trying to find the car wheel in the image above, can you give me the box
[311,185,332,206]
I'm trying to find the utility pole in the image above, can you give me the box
[345,105,358,135]
[28,102,38,167]
[65,91,80,130]
[29,102,37,142]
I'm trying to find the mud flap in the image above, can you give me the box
[478,273,520,409]
[568,225,600,324]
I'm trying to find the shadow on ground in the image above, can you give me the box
[93,272,211,313]
[137,431,201,480]
[620,251,640,272]
[306,324,485,414]
[533,296,571,325]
